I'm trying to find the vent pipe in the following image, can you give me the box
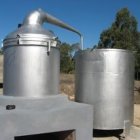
[23,9,83,49]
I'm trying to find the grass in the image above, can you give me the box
[60,73,75,100]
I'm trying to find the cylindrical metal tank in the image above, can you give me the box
[3,26,60,97]
[3,9,82,97]
[75,49,134,130]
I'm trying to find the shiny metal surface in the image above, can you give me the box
[3,9,81,97]
[4,47,60,97]
[4,9,83,48]
[23,9,81,35]
[75,49,134,130]
[23,9,83,49]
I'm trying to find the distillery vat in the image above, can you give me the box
[0,9,93,140]
[75,49,134,130]
[3,9,82,97]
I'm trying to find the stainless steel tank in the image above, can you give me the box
[75,49,134,130]
[3,9,82,97]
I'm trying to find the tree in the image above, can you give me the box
[60,42,75,73]
[99,8,139,49]
[98,8,140,73]
[0,47,3,55]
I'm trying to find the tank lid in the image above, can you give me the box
[3,24,58,47]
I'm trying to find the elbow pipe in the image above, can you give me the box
[23,9,83,49]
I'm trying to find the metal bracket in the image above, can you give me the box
[47,41,51,53]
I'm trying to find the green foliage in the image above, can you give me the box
[98,8,140,71]
[60,43,75,73]
[0,48,3,55]
[99,8,139,49]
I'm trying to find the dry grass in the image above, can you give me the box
[60,73,75,100]
[134,104,140,127]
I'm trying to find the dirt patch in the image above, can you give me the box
[134,104,140,127]
[60,73,75,100]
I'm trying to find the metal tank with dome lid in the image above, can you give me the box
[0,9,93,140]
[3,9,83,97]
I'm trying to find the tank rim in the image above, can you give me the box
[79,48,133,53]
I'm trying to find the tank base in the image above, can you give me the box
[0,95,93,140]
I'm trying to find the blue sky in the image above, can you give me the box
[0,0,140,49]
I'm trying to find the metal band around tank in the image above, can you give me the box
[3,33,58,47]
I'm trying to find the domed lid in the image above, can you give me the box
[3,24,58,47]
[3,9,82,49]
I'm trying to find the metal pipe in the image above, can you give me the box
[23,9,83,49]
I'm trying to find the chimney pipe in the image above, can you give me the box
[23,9,83,49]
